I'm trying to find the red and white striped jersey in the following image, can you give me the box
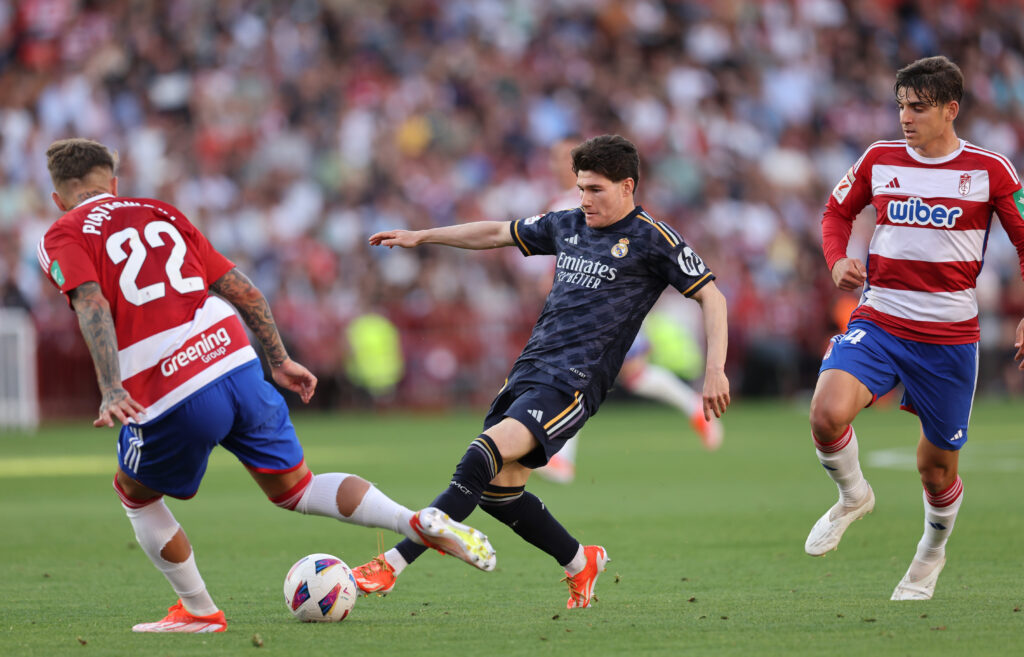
[38,194,257,422]
[822,139,1024,344]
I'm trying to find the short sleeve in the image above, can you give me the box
[645,223,715,297]
[510,212,557,257]
[38,225,100,296]
[184,220,235,284]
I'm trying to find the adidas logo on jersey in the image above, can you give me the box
[564,234,579,245]
[884,177,900,189]
[528,409,544,423]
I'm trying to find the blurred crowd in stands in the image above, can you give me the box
[3,0,1024,414]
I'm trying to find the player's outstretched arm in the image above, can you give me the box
[68,282,145,427]
[691,281,730,420]
[210,268,317,403]
[369,221,514,250]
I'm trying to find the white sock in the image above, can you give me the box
[383,548,409,576]
[813,426,869,506]
[624,363,700,416]
[123,499,218,616]
[562,544,586,575]
[296,473,416,541]
[167,554,219,616]
[915,477,964,565]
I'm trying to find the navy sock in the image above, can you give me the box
[480,484,580,566]
[395,434,502,565]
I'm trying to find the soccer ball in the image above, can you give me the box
[283,553,358,622]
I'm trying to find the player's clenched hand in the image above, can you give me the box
[368,230,420,249]
[272,358,318,403]
[94,388,145,428]
[831,257,867,291]
[1014,317,1024,370]
[702,370,731,420]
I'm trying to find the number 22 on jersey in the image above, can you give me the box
[105,220,203,306]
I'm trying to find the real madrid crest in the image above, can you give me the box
[611,238,629,258]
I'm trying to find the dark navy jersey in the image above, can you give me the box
[509,205,714,412]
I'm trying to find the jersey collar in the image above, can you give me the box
[70,192,115,210]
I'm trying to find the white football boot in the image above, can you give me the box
[410,507,496,572]
[891,556,945,600]
[805,483,875,556]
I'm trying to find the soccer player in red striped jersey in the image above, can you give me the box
[38,139,495,633]
[805,56,1024,600]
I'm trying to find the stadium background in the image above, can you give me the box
[2,0,1024,420]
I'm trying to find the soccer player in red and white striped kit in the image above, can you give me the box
[38,138,495,633]
[805,55,1024,600]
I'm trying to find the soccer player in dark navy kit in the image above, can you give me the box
[359,134,730,608]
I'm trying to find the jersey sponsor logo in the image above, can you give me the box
[886,197,962,228]
[610,238,629,258]
[958,173,971,196]
[555,251,617,288]
[677,247,706,277]
[832,167,855,203]
[50,260,65,286]
[158,326,233,377]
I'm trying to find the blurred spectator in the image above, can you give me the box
[8,0,1024,412]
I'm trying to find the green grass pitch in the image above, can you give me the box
[2,399,1022,656]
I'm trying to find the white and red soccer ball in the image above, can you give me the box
[283,553,358,622]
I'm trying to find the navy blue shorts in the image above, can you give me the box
[820,320,978,451]
[117,360,304,498]
[483,365,590,468]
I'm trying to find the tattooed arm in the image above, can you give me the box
[69,282,145,427]
[209,268,317,403]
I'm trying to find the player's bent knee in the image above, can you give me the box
[113,472,162,508]
[918,465,956,494]
[808,405,849,444]
[122,496,188,564]
[268,469,314,511]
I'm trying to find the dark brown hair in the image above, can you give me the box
[571,135,640,189]
[894,56,963,106]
